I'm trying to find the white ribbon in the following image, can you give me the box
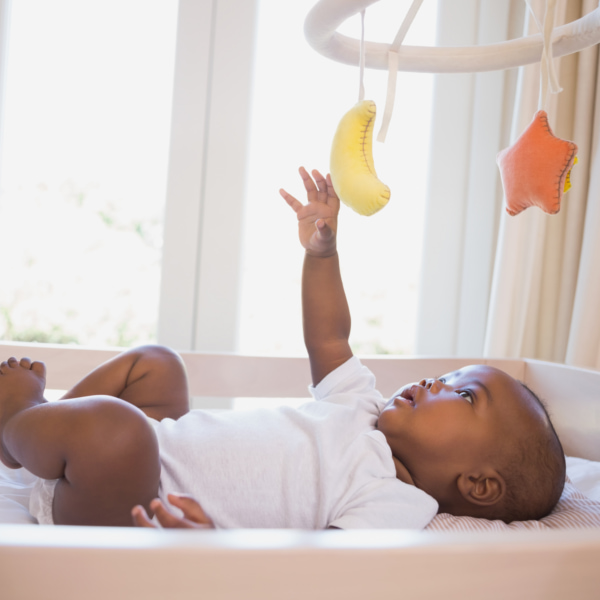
[525,0,563,110]
[362,0,561,143]
[377,0,425,142]
[358,9,365,102]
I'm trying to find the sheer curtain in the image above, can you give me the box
[416,0,600,370]
[484,0,600,368]
[415,0,524,357]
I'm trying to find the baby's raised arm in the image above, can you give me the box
[280,167,353,385]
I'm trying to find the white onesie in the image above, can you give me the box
[151,356,438,529]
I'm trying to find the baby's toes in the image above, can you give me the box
[0,359,15,373]
[30,361,46,379]
[19,357,32,369]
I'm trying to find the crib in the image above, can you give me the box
[0,340,599,600]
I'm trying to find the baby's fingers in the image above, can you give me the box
[168,493,214,527]
[312,169,328,194]
[315,219,334,242]
[326,174,339,200]
[148,499,193,529]
[280,188,303,213]
[131,505,158,528]
[301,167,331,205]
[152,498,213,529]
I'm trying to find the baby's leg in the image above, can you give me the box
[0,357,160,526]
[61,344,189,421]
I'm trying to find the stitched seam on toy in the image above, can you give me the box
[540,112,552,135]
[554,145,576,201]
[360,113,375,176]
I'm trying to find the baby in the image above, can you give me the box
[0,168,565,528]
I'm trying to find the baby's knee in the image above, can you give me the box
[85,397,159,463]
[134,344,182,363]
[130,344,186,374]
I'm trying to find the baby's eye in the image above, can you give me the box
[458,390,474,404]
[438,377,446,383]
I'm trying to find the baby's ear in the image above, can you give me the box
[457,471,506,507]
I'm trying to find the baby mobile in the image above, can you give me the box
[304,0,600,218]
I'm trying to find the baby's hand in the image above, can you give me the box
[132,493,214,529]
[280,167,340,258]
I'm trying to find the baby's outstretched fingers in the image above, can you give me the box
[280,188,303,213]
[299,167,327,204]
[326,173,339,198]
[282,166,339,257]
[311,169,328,195]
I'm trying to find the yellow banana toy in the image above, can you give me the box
[329,100,390,216]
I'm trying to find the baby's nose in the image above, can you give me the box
[419,378,445,392]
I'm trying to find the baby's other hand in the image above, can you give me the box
[132,493,214,529]
[280,167,339,258]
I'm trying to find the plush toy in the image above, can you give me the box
[329,100,390,216]
[497,110,578,216]
[496,0,580,216]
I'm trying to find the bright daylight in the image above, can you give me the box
[0,0,436,356]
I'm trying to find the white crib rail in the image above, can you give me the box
[2,525,600,600]
[0,340,523,397]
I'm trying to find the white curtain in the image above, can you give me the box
[416,0,600,370]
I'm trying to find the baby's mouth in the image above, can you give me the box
[393,388,415,407]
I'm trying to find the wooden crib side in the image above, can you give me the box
[1,526,599,600]
[0,340,524,397]
[523,359,600,461]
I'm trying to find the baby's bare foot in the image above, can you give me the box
[0,357,47,468]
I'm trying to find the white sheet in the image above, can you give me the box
[0,464,37,524]
[566,456,600,501]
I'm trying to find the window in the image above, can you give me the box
[0,0,437,359]
[0,0,178,346]
[238,0,438,356]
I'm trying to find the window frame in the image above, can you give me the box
[158,0,259,352]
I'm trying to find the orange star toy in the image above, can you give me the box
[497,110,577,216]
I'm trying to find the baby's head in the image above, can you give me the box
[377,365,565,523]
